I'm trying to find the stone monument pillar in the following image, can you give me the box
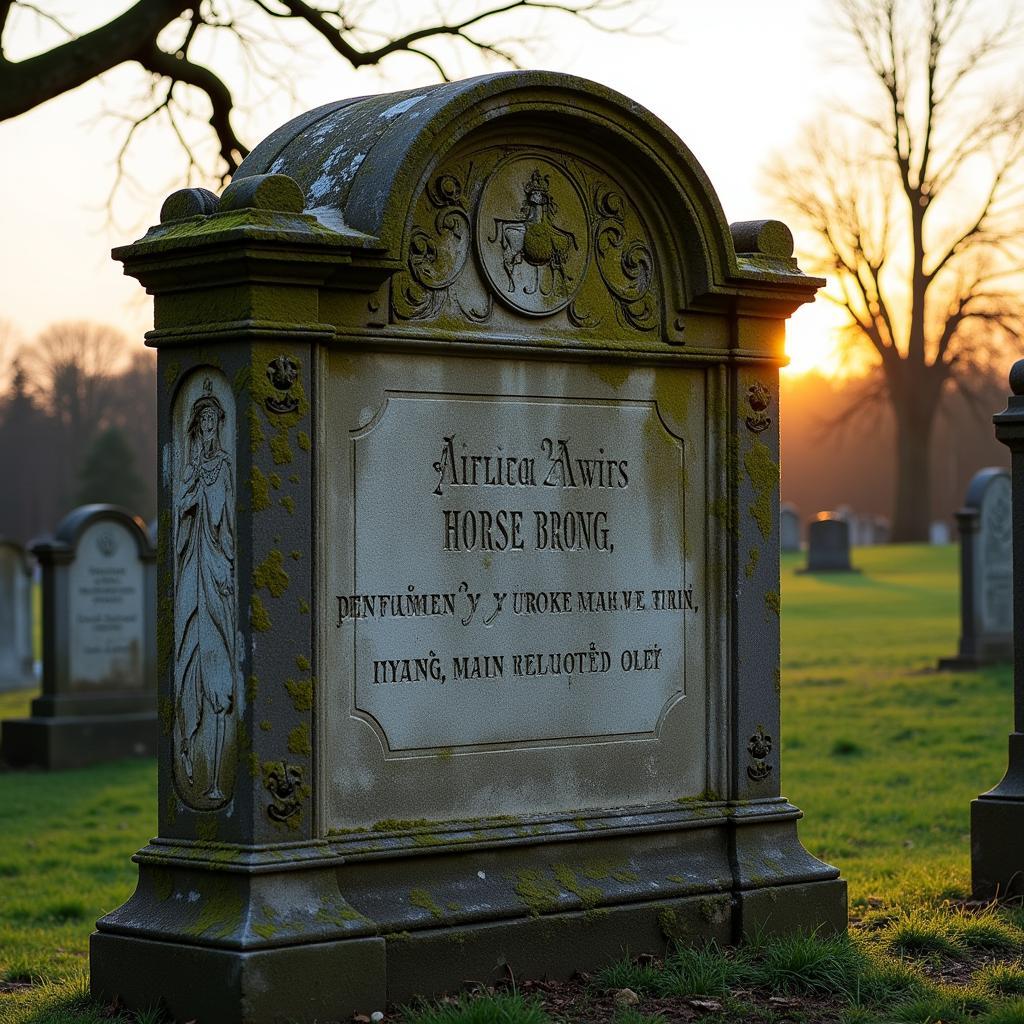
[972,367,1024,899]
[0,505,156,768]
[92,72,845,1023]
[0,539,34,691]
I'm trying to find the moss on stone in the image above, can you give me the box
[269,472,282,489]
[581,860,638,883]
[259,719,272,732]
[745,547,760,579]
[196,816,218,843]
[297,431,311,451]
[250,594,272,632]
[287,723,311,756]
[437,747,453,762]
[515,869,560,916]
[409,888,443,919]
[163,361,181,387]
[295,654,311,672]
[285,678,313,712]
[233,365,251,395]
[247,405,264,454]
[290,549,302,561]
[247,751,261,778]
[194,886,244,940]
[412,833,445,847]
[744,437,779,541]
[298,598,310,615]
[253,549,289,598]
[246,675,259,702]
[765,590,781,616]
[280,496,296,515]
[250,466,271,511]
[269,433,293,465]
[372,818,431,831]
[659,907,690,943]
[158,696,174,737]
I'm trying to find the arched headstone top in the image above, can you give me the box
[233,73,816,312]
[32,504,154,562]
[963,466,1010,510]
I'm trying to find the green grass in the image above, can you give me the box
[2,543,1021,1023]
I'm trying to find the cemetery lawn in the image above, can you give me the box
[3,543,1024,1023]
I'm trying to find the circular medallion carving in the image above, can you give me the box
[475,156,589,316]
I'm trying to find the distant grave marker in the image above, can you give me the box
[92,72,846,1022]
[0,505,156,768]
[799,515,857,573]
[940,468,1012,670]
[0,539,33,691]
[781,503,800,552]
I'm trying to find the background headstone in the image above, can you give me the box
[930,520,951,545]
[800,515,857,572]
[0,539,34,691]
[781,503,801,552]
[939,467,1012,669]
[92,72,846,1022]
[0,505,156,768]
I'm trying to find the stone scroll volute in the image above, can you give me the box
[171,370,242,811]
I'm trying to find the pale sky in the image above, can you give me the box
[0,1,886,371]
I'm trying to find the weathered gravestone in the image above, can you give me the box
[0,505,156,768]
[799,516,856,573]
[940,468,1012,670]
[972,368,1024,898]
[0,539,34,691]
[92,72,846,1023]
[781,503,800,552]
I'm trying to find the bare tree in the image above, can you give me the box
[769,0,1024,541]
[0,1,635,195]
[20,322,128,502]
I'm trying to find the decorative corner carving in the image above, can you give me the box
[264,761,305,823]
[745,382,772,434]
[393,171,489,323]
[172,373,240,811]
[746,725,773,781]
[265,356,299,414]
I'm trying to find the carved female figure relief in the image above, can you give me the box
[173,375,240,809]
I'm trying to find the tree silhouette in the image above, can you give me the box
[769,0,1024,540]
[0,1,633,196]
[77,426,146,512]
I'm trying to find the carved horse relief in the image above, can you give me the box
[171,372,242,810]
[476,156,590,317]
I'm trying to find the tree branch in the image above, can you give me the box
[0,0,189,119]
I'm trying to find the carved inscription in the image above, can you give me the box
[68,522,144,689]
[344,395,694,751]
[172,373,241,810]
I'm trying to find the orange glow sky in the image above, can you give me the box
[0,1,928,376]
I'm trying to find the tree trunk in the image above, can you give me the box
[891,391,939,542]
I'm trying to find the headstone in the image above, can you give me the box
[930,520,951,545]
[939,468,1012,670]
[971,367,1024,899]
[781,503,800,552]
[0,505,156,768]
[873,516,891,545]
[92,72,846,1022]
[799,515,857,572]
[0,539,34,691]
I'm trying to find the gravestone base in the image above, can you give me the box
[91,800,845,1023]
[971,733,1024,900]
[0,712,157,770]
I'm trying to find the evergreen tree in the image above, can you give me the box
[76,427,145,512]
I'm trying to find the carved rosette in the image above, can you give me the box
[746,725,773,781]
[171,370,242,811]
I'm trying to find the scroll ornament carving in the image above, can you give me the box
[264,761,305,824]
[173,375,242,810]
[591,185,657,331]
[393,172,489,323]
